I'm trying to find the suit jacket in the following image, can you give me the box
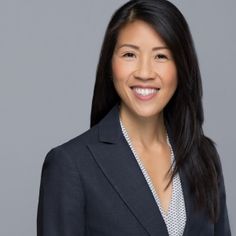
[37,103,231,236]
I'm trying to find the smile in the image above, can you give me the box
[131,87,160,101]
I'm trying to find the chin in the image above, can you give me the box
[120,102,163,119]
[133,107,162,119]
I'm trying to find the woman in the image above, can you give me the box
[37,0,231,235]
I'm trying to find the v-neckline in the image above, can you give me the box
[119,117,175,218]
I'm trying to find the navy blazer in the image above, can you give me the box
[37,103,231,235]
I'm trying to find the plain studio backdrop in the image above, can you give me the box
[0,0,235,235]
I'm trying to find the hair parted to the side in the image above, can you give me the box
[90,0,222,223]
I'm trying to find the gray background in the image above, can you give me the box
[0,0,235,235]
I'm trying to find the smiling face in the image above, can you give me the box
[111,20,178,120]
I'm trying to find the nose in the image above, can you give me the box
[133,57,155,80]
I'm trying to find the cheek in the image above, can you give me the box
[169,70,178,90]
[160,63,178,89]
[112,57,133,81]
[111,58,124,94]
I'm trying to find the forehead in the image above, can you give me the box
[116,20,167,47]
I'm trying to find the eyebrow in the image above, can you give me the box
[116,43,169,51]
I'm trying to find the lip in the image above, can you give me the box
[130,85,160,90]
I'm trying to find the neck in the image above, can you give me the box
[119,104,167,148]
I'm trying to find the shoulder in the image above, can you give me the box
[58,123,99,154]
[43,123,100,171]
[42,103,120,172]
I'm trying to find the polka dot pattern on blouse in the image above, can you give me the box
[119,118,187,236]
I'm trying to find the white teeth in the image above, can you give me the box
[133,87,159,96]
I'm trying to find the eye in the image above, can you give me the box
[122,52,136,58]
[155,53,168,61]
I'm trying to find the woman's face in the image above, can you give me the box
[111,20,177,119]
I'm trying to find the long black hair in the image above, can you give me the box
[90,0,221,223]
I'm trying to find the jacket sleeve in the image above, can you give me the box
[214,163,231,236]
[37,146,86,236]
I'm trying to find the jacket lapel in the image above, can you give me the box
[87,103,204,235]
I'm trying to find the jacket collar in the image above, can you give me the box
[98,103,123,144]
